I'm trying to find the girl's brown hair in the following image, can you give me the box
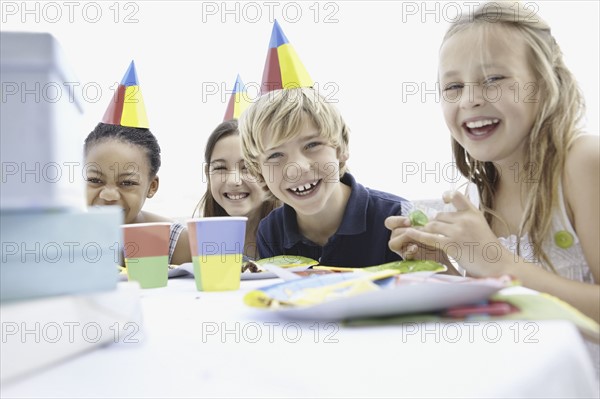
[193,119,280,221]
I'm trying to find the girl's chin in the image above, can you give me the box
[222,207,250,217]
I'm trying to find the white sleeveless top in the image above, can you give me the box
[498,195,594,283]
[468,183,594,283]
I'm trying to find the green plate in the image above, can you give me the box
[363,260,446,274]
[255,255,319,269]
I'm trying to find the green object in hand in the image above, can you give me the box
[409,210,429,227]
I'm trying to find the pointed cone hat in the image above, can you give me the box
[261,20,314,94]
[223,74,251,121]
[101,61,149,128]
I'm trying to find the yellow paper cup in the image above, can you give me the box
[122,222,171,289]
[187,217,247,291]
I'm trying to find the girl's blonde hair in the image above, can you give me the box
[443,1,585,270]
[193,119,280,219]
[239,87,350,183]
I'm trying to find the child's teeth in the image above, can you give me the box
[292,181,318,194]
[226,193,248,200]
[466,118,499,129]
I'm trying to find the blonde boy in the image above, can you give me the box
[240,88,411,266]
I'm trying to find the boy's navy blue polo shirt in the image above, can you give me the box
[256,173,412,267]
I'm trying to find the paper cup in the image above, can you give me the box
[187,217,247,291]
[122,222,171,289]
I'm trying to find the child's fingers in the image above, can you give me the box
[442,191,475,212]
[388,234,431,261]
[403,244,418,260]
[402,228,449,252]
[384,215,410,230]
[388,232,413,257]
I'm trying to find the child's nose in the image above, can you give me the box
[225,170,243,186]
[99,186,121,202]
[285,157,312,180]
[460,83,484,109]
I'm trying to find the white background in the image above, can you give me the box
[2,0,598,218]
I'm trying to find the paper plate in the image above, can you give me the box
[257,274,511,321]
[242,256,319,280]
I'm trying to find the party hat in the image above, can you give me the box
[223,74,251,121]
[261,20,314,94]
[102,61,149,128]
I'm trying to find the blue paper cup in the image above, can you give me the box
[187,217,247,291]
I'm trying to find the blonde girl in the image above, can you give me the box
[387,2,599,324]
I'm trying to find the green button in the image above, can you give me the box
[409,210,429,227]
[554,230,573,249]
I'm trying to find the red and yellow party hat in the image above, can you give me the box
[223,74,251,121]
[261,20,313,94]
[102,61,149,128]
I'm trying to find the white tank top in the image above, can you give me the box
[495,184,594,283]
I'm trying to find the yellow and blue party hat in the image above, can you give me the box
[223,74,251,121]
[261,20,313,94]
[102,61,149,128]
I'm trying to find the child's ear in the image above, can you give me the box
[261,182,270,193]
[147,175,159,198]
[337,148,349,163]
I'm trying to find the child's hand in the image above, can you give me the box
[395,191,513,277]
[385,216,416,258]
[385,215,448,265]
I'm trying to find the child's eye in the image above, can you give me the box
[443,82,463,92]
[305,142,322,150]
[120,180,139,187]
[483,75,505,85]
[266,152,283,161]
[86,177,102,184]
[211,166,227,172]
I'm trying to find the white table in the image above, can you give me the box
[2,278,599,398]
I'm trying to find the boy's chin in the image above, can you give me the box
[288,197,326,215]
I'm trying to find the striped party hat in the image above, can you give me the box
[261,20,313,94]
[223,74,251,121]
[102,61,149,128]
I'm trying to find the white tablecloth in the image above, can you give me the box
[2,278,598,398]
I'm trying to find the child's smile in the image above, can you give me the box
[223,191,251,201]
[209,134,265,217]
[260,117,347,217]
[439,25,539,166]
[85,139,158,224]
[462,117,501,140]
[288,179,321,198]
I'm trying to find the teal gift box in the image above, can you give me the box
[1,207,122,302]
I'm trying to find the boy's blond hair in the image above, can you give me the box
[239,88,350,182]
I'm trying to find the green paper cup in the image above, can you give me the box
[122,222,171,289]
[187,217,247,291]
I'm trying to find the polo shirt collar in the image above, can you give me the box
[336,173,368,235]
[281,172,368,249]
[282,204,304,248]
